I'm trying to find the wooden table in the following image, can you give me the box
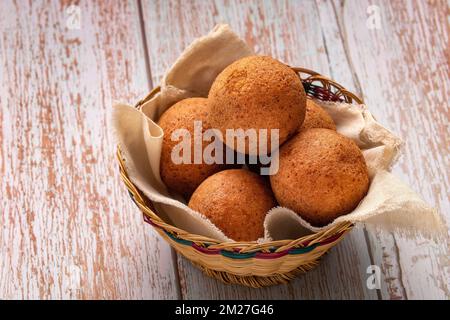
[0,0,448,300]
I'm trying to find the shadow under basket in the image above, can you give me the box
[117,67,363,288]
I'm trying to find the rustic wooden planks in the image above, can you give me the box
[331,0,449,299]
[141,0,378,299]
[1,0,447,300]
[0,0,178,299]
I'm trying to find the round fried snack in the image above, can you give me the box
[158,98,228,198]
[208,55,306,155]
[300,99,336,131]
[188,169,277,241]
[270,129,369,226]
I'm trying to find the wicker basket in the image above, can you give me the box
[117,67,363,288]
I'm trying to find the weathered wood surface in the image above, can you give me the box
[0,0,448,299]
[332,0,450,299]
[0,0,178,299]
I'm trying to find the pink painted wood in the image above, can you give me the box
[332,0,449,299]
[0,0,448,299]
[0,0,178,299]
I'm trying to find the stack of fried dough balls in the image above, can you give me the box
[158,55,369,240]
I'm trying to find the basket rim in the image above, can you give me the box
[118,66,362,256]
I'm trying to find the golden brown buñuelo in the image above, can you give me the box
[270,128,369,226]
[208,55,306,155]
[300,99,336,131]
[189,169,277,241]
[158,97,229,198]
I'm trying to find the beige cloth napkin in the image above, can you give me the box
[112,24,444,242]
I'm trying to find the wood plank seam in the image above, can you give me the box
[321,1,385,300]
[391,232,408,299]
[137,0,155,91]
[330,0,364,98]
[331,0,409,298]
[362,228,382,300]
[136,0,183,300]
[334,0,449,299]
[316,0,383,299]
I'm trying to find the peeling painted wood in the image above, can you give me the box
[0,0,178,299]
[1,0,447,300]
[332,0,449,299]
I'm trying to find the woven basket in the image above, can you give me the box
[117,67,363,288]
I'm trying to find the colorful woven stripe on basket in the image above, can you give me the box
[142,213,344,260]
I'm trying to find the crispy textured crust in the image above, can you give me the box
[208,55,306,154]
[158,98,228,198]
[300,99,336,131]
[188,169,277,241]
[270,129,369,226]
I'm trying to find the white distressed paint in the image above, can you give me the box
[335,0,449,299]
[0,0,178,299]
[0,0,447,300]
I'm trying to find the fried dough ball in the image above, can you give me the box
[208,55,306,155]
[270,129,369,226]
[300,99,336,131]
[158,98,228,198]
[188,169,277,241]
